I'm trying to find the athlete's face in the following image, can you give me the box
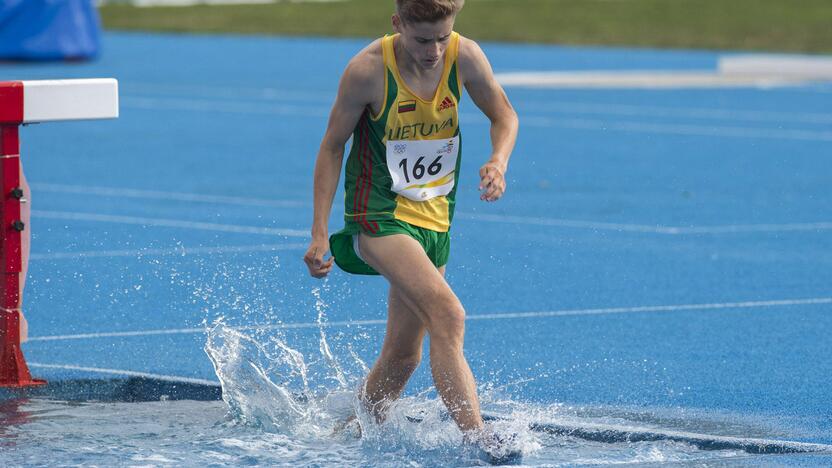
[392,15,455,70]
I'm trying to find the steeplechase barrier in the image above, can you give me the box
[0,78,118,387]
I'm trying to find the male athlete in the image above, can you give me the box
[304,0,518,460]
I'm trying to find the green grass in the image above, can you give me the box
[99,0,832,53]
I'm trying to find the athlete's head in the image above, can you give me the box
[392,0,464,70]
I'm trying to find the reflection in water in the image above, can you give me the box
[0,398,31,447]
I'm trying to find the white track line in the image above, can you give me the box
[663,222,832,234]
[32,210,308,238]
[27,363,219,386]
[455,212,832,235]
[26,297,832,343]
[122,96,329,119]
[519,115,832,142]
[455,212,676,234]
[30,243,307,260]
[495,70,815,89]
[125,83,331,103]
[513,101,832,125]
[465,297,832,321]
[29,186,832,235]
[122,94,832,142]
[31,183,310,208]
[29,327,211,341]
[124,82,832,125]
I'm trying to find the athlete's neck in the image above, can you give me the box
[393,37,445,101]
[395,38,443,78]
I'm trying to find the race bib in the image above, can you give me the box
[385,136,459,202]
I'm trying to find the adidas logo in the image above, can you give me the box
[437,96,455,112]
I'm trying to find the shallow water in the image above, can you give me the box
[3,322,830,466]
[3,397,831,466]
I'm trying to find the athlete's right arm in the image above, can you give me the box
[305,48,382,279]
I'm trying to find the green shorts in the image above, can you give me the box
[329,219,450,275]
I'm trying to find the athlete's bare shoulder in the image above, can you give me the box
[455,34,515,126]
[456,34,493,86]
[340,38,385,108]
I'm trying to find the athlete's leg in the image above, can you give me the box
[361,283,427,420]
[358,233,483,432]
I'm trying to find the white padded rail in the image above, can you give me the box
[23,78,119,123]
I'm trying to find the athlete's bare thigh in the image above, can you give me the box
[384,264,445,357]
[358,233,458,331]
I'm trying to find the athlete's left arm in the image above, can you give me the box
[459,37,519,202]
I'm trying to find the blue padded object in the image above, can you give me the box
[0,0,101,61]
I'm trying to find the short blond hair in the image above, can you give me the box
[395,0,464,24]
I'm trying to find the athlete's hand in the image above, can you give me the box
[479,162,506,202]
[304,237,335,279]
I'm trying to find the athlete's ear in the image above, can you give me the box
[392,14,403,34]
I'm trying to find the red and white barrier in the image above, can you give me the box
[0,78,118,387]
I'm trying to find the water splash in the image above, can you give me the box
[206,320,327,436]
[312,283,349,389]
[199,287,819,466]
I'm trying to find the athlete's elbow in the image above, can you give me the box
[507,108,519,129]
[491,108,518,132]
[318,138,346,161]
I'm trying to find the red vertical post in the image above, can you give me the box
[0,82,45,387]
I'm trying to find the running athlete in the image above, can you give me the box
[304,0,518,458]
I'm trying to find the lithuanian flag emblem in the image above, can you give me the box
[398,100,416,113]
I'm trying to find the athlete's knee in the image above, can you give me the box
[423,294,466,345]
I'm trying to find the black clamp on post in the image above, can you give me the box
[10,187,25,202]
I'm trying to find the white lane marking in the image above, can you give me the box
[124,83,331,104]
[124,82,832,125]
[517,115,832,142]
[466,297,832,321]
[30,243,307,260]
[455,212,832,234]
[513,101,832,125]
[26,319,389,342]
[31,183,310,208]
[28,196,830,236]
[27,363,219,386]
[29,327,210,341]
[456,212,673,234]
[495,70,815,89]
[122,94,832,142]
[122,96,329,118]
[32,210,308,238]
[664,222,832,234]
[719,55,832,80]
[26,297,832,342]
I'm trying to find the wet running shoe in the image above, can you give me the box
[465,429,523,465]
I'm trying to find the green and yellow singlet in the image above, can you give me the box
[343,32,463,233]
